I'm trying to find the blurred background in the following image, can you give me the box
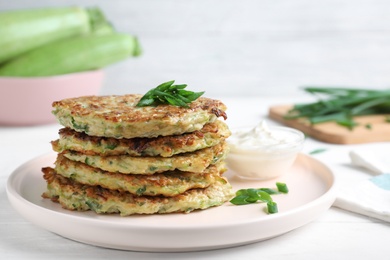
[1,0,390,98]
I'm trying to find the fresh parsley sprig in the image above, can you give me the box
[136,80,205,108]
[230,182,289,214]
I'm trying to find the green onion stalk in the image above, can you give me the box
[285,87,390,130]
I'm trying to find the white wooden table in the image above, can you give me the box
[1,97,389,259]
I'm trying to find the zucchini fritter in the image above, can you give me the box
[52,94,227,139]
[51,120,231,157]
[61,142,229,174]
[42,167,234,216]
[54,154,226,196]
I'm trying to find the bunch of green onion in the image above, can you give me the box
[285,87,390,130]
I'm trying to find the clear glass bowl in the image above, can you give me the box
[226,126,305,181]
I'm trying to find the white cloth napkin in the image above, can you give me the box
[333,149,390,222]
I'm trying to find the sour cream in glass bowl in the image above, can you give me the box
[226,121,305,181]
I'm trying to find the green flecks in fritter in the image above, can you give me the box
[136,186,147,196]
[86,200,102,211]
[149,165,158,172]
[84,157,90,165]
[105,142,118,150]
[71,117,89,133]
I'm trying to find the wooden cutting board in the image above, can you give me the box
[268,105,390,144]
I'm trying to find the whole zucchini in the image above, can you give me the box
[0,33,141,77]
[0,7,96,63]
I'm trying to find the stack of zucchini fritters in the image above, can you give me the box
[42,94,234,216]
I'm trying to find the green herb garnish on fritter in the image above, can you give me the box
[285,87,390,130]
[136,80,205,108]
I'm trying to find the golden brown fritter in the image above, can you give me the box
[52,94,227,138]
[42,167,234,216]
[54,154,226,196]
[60,141,229,174]
[51,120,231,157]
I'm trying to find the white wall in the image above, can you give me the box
[1,0,390,97]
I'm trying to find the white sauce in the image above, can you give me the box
[229,121,301,152]
[226,121,304,180]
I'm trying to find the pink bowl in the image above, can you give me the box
[0,70,104,126]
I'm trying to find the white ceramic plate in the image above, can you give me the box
[6,153,336,252]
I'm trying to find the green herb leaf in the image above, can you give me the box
[136,80,205,108]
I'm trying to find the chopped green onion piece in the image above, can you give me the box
[257,190,273,203]
[258,188,280,195]
[276,182,289,193]
[267,201,278,214]
[230,183,289,214]
[230,195,256,205]
[309,148,327,155]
